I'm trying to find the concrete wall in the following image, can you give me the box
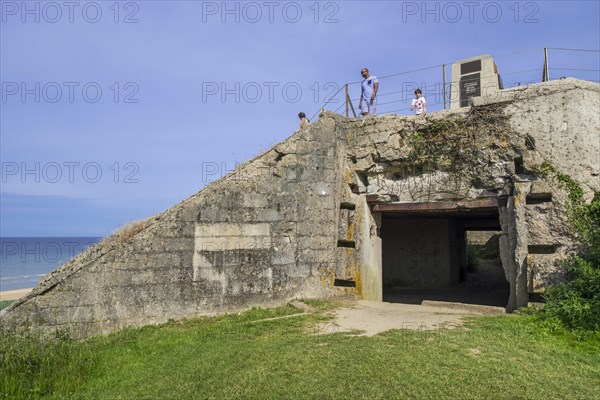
[346,78,598,310]
[2,79,598,335]
[498,79,600,195]
[381,218,460,289]
[359,200,382,301]
[467,231,501,259]
[475,79,599,297]
[2,115,346,338]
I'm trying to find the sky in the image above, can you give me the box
[1,0,599,237]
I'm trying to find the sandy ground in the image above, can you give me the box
[0,288,32,301]
[321,300,505,336]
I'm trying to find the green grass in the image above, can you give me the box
[0,300,14,311]
[2,301,599,400]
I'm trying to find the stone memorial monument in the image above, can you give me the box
[450,54,503,109]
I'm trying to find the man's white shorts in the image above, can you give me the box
[359,99,377,115]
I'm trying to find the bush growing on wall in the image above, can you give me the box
[540,162,599,332]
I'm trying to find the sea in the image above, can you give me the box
[0,237,101,291]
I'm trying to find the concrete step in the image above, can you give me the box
[421,300,506,314]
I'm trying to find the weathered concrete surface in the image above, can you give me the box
[343,78,598,310]
[476,78,600,195]
[2,78,598,336]
[381,218,460,289]
[467,231,501,259]
[2,114,345,337]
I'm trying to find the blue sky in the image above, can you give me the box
[1,0,599,237]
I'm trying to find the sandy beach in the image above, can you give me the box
[0,288,33,301]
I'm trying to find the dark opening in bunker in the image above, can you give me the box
[374,200,509,308]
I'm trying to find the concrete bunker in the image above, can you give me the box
[371,198,510,308]
[1,77,597,338]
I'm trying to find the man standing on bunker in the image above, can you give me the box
[359,68,379,116]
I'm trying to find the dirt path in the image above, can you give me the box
[323,300,505,336]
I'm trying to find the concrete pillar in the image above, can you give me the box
[458,227,468,282]
[499,183,530,311]
[359,203,382,301]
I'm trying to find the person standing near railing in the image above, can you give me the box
[359,68,379,116]
[298,112,310,129]
[411,88,426,116]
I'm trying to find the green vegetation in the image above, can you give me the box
[537,162,600,332]
[543,255,600,332]
[0,300,14,311]
[406,105,511,172]
[2,301,599,399]
[408,117,469,166]
[538,161,585,207]
[466,243,481,273]
[0,329,97,399]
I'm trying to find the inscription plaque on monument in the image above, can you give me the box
[461,59,482,75]
[460,73,481,107]
[451,55,501,110]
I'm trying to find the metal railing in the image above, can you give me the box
[311,47,600,121]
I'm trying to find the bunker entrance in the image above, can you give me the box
[374,200,509,308]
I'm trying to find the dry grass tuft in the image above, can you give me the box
[104,219,150,246]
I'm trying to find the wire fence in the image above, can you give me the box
[311,47,600,121]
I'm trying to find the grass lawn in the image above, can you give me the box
[0,300,14,311]
[1,300,599,399]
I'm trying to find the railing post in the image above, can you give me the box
[345,83,349,118]
[542,47,549,82]
[442,64,447,110]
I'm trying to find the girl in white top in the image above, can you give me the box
[411,89,426,116]
[298,112,310,129]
